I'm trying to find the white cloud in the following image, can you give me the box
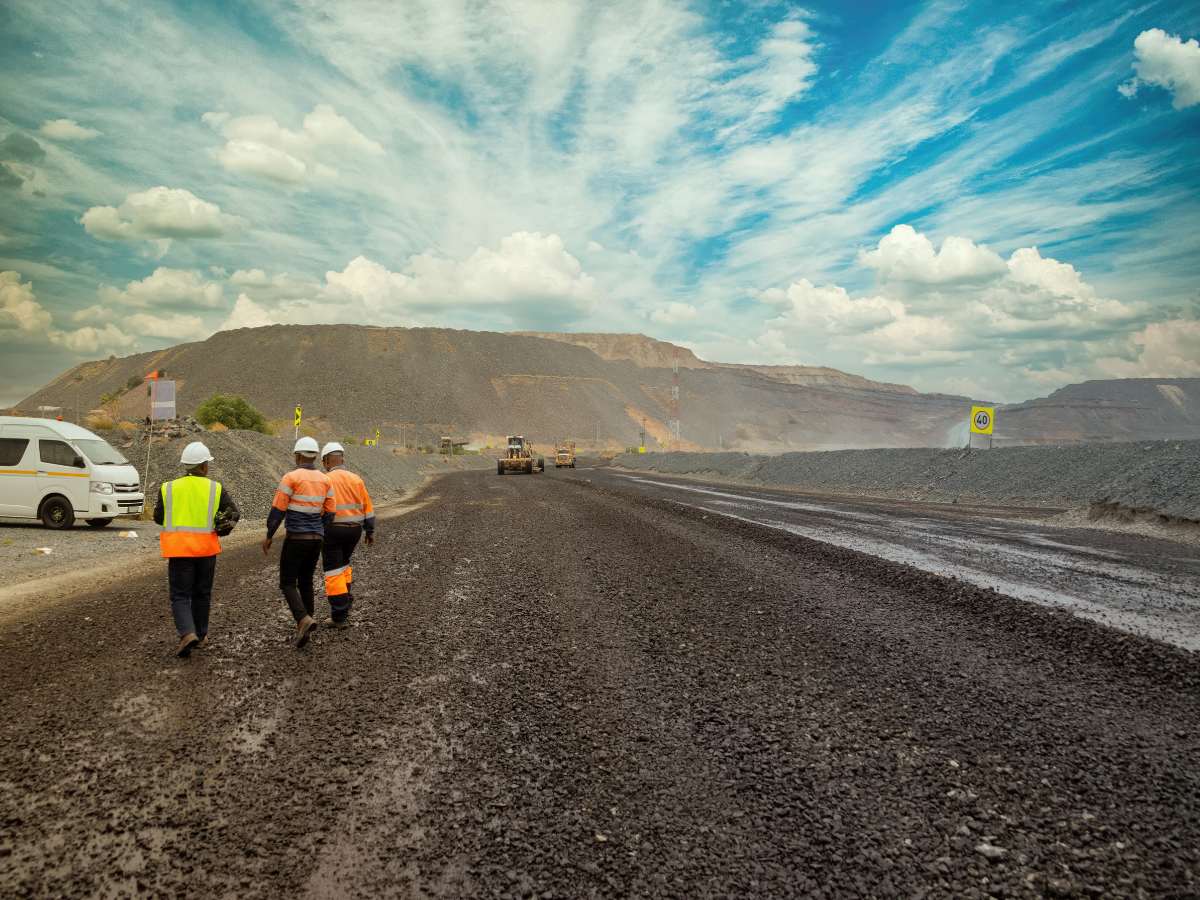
[50,323,136,355]
[760,279,903,335]
[203,104,381,184]
[0,270,53,332]
[1095,320,1200,379]
[859,224,1007,284]
[72,304,207,342]
[1119,29,1200,109]
[124,311,207,340]
[749,225,1174,397]
[228,268,314,299]
[326,231,597,319]
[220,293,279,330]
[1005,247,1093,298]
[39,118,101,141]
[215,232,599,331]
[81,187,240,242]
[649,301,698,325]
[98,267,224,309]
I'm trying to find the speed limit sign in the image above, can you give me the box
[970,405,995,435]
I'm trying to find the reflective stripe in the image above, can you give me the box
[335,514,366,523]
[335,503,363,511]
[287,501,325,512]
[325,564,349,576]
[278,483,294,496]
[293,493,326,502]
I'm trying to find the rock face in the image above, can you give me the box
[1001,379,1200,443]
[13,325,1200,450]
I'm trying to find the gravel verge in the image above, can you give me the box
[0,470,1197,897]
[615,440,1200,523]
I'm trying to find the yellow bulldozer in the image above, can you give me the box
[497,435,544,475]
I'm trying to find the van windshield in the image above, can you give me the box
[74,439,128,466]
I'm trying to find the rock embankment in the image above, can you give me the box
[118,428,492,519]
[615,440,1200,524]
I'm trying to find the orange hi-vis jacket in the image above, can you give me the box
[159,475,221,558]
[327,466,375,529]
[269,466,335,536]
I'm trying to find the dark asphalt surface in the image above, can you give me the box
[594,468,1200,652]
[1,468,1197,898]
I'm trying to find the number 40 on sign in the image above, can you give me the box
[969,405,995,435]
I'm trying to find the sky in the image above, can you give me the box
[1,0,1198,406]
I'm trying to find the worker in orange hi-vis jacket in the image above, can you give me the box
[318,442,376,629]
[261,437,336,649]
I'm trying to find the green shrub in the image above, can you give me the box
[125,374,144,391]
[194,393,270,433]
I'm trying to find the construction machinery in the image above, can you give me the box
[497,435,544,475]
[554,440,576,468]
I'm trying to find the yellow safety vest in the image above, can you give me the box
[159,475,222,558]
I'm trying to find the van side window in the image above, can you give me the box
[0,438,30,466]
[40,439,82,468]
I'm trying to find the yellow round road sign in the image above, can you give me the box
[970,405,995,435]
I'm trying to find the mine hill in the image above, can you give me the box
[14,325,1200,450]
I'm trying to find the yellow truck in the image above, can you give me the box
[497,435,544,475]
[554,441,576,468]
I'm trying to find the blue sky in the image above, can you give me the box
[1,0,1198,405]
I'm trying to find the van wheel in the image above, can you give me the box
[85,518,111,528]
[41,496,75,530]
[497,461,504,475]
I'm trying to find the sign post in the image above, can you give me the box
[294,405,302,441]
[143,378,176,495]
[969,405,995,449]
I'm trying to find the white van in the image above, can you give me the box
[0,416,145,529]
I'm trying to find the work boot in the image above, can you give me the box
[195,636,210,650]
[295,616,317,649]
[322,617,350,630]
[176,632,200,658]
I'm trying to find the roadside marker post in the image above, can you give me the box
[969,405,996,449]
[294,405,302,441]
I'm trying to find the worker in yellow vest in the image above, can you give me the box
[154,441,240,657]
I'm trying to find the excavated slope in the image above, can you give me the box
[14,326,1200,449]
[16,326,973,450]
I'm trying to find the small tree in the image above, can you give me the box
[194,394,270,433]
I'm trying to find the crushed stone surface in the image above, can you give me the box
[0,469,1197,898]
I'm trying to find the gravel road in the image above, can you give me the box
[596,470,1200,651]
[1,468,1197,898]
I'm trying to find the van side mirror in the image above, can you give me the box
[73,453,85,468]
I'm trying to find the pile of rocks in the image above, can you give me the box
[121,428,491,519]
[616,440,1200,523]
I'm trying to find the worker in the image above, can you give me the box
[319,442,376,628]
[262,436,336,648]
[154,441,240,657]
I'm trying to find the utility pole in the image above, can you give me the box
[668,347,681,450]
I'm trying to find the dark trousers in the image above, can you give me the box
[280,537,322,624]
[168,556,217,638]
[322,525,362,622]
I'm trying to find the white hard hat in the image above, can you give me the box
[180,441,214,466]
[294,436,320,455]
[321,441,344,458]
